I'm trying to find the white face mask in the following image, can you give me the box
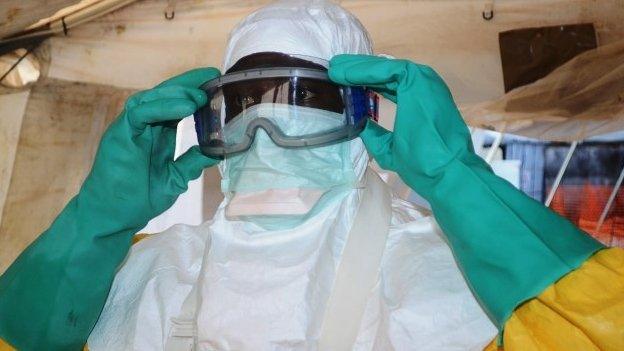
[225,188,325,217]
[219,103,359,217]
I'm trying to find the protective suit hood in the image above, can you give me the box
[222,0,373,71]
[218,0,373,218]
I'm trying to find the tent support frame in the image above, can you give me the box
[545,141,578,207]
[484,122,507,165]
[595,162,624,238]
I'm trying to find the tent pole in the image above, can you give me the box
[485,122,506,165]
[50,0,138,33]
[0,45,33,83]
[595,162,624,238]
[485,132,504,164]
[0,0,138,48]
[545,141,578,207]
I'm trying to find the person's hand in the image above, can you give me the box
[81,67,221,229]
[329,54,482,200]
[0,68,221,351]
[329,55,602,332]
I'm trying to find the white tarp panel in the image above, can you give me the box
[462,39,624,141]
[0,90,29,229]
[44,0,624,105]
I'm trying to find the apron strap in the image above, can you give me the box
[165,255,204,351]
[318,168,393,350]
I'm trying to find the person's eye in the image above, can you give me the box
[296,88,316,101]
[237,95,255,107]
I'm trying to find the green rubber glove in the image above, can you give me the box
[329,55,603,333]
[0,68,220,350]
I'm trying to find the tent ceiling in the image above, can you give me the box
[40,0,624,104]
[0,0,80,38]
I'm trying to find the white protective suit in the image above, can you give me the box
[88,1,497,350]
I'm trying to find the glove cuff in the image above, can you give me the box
[425,158,604,330]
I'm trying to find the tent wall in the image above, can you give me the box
[0,79,133,272]
[0,91,29,228]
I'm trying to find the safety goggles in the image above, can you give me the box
[194,66,378,158]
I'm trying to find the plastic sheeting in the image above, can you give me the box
[498,23,597,93]
[462,39,624,142]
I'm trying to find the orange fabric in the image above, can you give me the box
[484,247,624,350]
[0,338,14,351]
[132,233,150,244]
